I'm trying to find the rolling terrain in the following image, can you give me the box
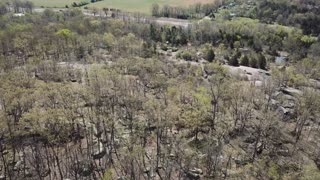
[24,0,219,13]
[1,0,320,179]
[87,0,218,14]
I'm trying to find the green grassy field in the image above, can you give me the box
[87,0,214,14]
[24,0,215,14]
[23,0,87,8]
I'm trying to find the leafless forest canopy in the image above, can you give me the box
[0,0,320,179]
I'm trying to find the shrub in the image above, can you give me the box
[258,53,267,69]
[172,47,179,52]
[249,57,258,68]
[201,44,215,62]
[181,51,193,61]
[161,44,168,51]
[72,1,89,7]
[177,50,196,61]
[228,51,241,66]
[205,48,215,62]
[229,56,239,66]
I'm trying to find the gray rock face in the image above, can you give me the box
[277,148,290,157]
[25,170,33,178]
[282,87,302,97]
[277,105,295,119]
[186,172,201,179]
[118,176,127,180]
[2,150,9,155]
[13,160,23,171]
[92,142,106,159]
[282,100,295,109]
[190,168,203,175]
[272,89,296,118]
[309,79,320,89]
[278,106,290,115]
[254,81,263,87]
[186,168,203,179]
[282,94,296,101]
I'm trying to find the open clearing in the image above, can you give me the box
[22,0,84,8]
[24,0,217,13]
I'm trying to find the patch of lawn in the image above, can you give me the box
[24,0,89,8]
[25,0,218,14]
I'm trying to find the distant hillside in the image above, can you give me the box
[22,0,221,14]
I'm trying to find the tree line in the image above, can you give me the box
[245,0,320,35]
[0,0,34,15]
[151,2,220,19]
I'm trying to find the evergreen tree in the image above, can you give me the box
[249,57,258,68]
[206,48,215,62]
[228,51,241,66]
[258,53,267,69]
[151,3,159,17]
[150,24,158,41]
[240,55,249,66]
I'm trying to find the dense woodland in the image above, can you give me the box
[151,0,320,36]
[0,0,320,180]
[151,3,219,19]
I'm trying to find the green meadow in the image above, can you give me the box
[25,0,215,14]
